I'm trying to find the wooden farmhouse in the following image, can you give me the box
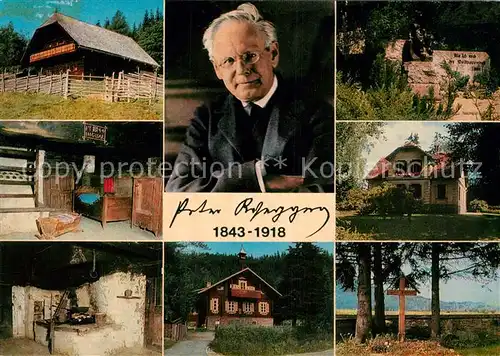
[21,13,159,76]
[195,248,282,330]
[366,142,467,214]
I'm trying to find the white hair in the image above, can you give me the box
[202,3,278,60]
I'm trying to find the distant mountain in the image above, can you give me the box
[335,286,499,312]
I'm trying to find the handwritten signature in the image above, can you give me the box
[169,197,330,237]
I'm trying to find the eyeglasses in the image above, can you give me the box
[215,50,266,69]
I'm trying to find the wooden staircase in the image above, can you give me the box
[0,146,62,235]
[0,147,37,214]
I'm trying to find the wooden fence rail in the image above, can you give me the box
[0,70,163,103]
[164,323,187,341]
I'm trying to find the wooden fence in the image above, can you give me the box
[0,70,163,103]
[164,323,188,341]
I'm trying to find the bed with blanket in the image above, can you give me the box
[73,177,132,228]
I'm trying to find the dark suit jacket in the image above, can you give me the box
[166,78,334,192]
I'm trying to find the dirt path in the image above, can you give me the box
[108,346,162,356]
[0,338,161,356]
[0,338,56,356]
[286,351,333,356]
[165,332,215,356]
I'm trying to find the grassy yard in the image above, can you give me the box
[457,343,500,355]
[337,213,500,240]
[0,92,162,120]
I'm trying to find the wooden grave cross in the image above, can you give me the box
[387,276,418,341]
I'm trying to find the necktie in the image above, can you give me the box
[248,103,267,156]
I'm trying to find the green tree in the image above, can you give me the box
[164,242,214,322]
[336,121,385,201]
[446,123,500,205]
[0,23,27,69]
[355,243,372,343]
[278,243,333,331]
[137,16,163,69]
[142,10,151,28]
[107,10,130,36]
[131,22,137,40]
[428,132,450,154]
[372,243,404,335]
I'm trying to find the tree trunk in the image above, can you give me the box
[431,243,441,339]
[355,244,372,343]
[373,243,385,335]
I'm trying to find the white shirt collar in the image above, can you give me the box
[241,75,278,109]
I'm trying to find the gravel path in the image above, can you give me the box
[165,332,214,356]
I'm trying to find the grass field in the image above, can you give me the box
[457,343,500,355]
[337,213,500,240]
[0,92,162,120]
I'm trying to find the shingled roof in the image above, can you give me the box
[196,267,283,297]
[26,13,158,67]
[366,143,459,180]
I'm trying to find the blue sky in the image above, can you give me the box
[187,242,334,257]
[400,261,499,306]
[0,0,162,37]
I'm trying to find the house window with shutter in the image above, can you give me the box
[210,298,219,314]
[258,302,269,315]
[225,301,238,314]
[395,161,407,175]
[409,160,422,175]
[242,302,254,315]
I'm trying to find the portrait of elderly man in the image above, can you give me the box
[166,2,333,192]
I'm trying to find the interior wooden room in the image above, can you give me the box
[0,121,163,240]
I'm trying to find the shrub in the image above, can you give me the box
[336,75,376,121]
[440,330,500,349]
[469,199,489,212]
[341,188,371,212]
[366,183,419,217]
[473,66,499,97]
[210,324,332,356]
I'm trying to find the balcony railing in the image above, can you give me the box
[230,288,262,299]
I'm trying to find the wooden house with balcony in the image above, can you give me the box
[366,142,467,214]
[21,13,159,76]
[195,248,282,330]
